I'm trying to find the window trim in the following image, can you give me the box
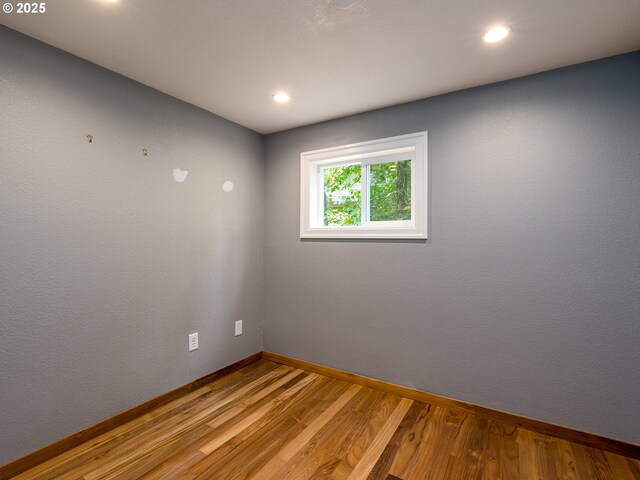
[300,131,428,239]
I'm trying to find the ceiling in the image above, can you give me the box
[2,0,640,134]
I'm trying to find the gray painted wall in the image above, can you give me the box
[264,52,640,444]
[0,26,264,464]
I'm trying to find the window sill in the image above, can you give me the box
[300,228,428,240]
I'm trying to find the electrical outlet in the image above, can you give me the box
[235,320,243,336]
[188,333,198,352]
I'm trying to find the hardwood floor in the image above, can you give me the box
[12,360,640,480]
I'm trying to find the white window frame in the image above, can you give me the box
[300,131,428,239]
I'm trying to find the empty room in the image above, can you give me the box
[1,1,639,479]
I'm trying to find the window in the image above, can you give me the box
[300,132,428,239]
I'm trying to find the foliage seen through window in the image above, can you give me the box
[322,160,411,226]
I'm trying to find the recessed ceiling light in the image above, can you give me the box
[482,25,512,44]
[273,92,290,103]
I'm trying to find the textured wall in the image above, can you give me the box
[264,52,640,443]
[0,26,264,464]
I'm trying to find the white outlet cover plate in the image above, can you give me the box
[189,332,198,351]
[235,321,243,336]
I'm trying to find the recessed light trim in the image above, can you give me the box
[273,92,290,103]
[482,25,512,44]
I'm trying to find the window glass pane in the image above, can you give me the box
[323,164,361,226]
[368,160,411,222]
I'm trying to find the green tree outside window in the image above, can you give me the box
[323,160,411,226]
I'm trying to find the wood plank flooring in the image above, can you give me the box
[13,360,640,480]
